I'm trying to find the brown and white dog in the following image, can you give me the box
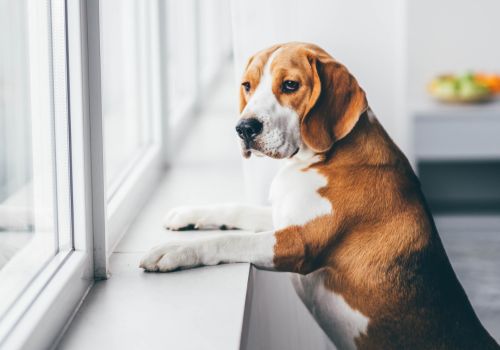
[140,42,499,350]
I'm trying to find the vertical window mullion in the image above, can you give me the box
[85,0,109,279]
[137,1,149,148]
[50,0,73,252]
[158,0,170,164]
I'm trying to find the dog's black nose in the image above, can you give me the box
[235,118,263,142]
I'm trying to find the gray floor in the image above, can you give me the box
[436,215,500,342]
[58,67,500,348]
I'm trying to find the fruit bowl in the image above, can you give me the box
[428,73,497,104]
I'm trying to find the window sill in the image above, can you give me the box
[58,249,253,350]
[58,247,333,350]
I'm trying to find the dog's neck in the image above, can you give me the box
[291,108,413,175]
[289,146,322,165]
[326,109,412,171]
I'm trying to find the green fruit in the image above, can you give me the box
[458,80,489,99]
[434,79,458,99]
[458,72,474,83]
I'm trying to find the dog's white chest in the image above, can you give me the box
[269,158,332,230]
[292,271,370,350]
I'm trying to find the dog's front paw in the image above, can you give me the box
[163,207,217,231]
[139,243,200,272]
[163,206,206,231]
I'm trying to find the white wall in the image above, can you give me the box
[242,269,335,350]
[407,0,500,108]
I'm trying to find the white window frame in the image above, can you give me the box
[0,0,94,348]
[99,0,164,261]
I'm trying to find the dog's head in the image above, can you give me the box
[236,42,367,159]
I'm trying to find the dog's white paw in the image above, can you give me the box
[163,206,206,230]
[163,206,233,231]
[139,243,200,272]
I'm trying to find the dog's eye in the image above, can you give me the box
[281,80,300,93]
[242,82,251,92]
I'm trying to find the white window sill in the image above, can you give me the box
[58,245,331,350]
[59,249,253,350]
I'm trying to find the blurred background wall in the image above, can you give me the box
[407,0,500,107]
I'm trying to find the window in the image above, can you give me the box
[0,0,61,320]
[0,0,93,347]
[101,0,155,192]
[198,0,232,87]
[165,0,198,125]
[99,0,163,253]
[162,0,232,148]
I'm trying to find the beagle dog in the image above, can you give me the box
[140,43,499,350]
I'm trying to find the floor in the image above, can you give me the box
[58,67,500,348]
[436,215,500,341]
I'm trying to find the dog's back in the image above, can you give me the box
[294,112,499,349]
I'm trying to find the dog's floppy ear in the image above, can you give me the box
[301,49,368,153]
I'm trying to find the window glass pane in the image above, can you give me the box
[0,0,57,318]
[199,0,232,85]
[166,0,197,123]
[101,0,153,189]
